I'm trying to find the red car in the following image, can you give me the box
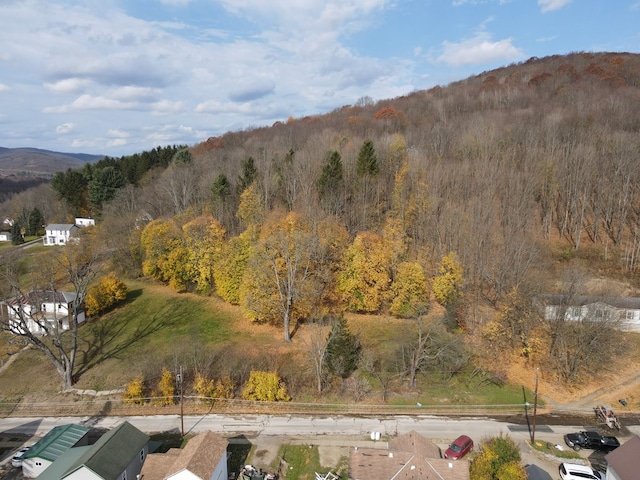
[444,435,474,460]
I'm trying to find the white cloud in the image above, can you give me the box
[56,123,75,134]
[437,32,524,66]
[538,0,572,13]
[0,83,9,92]
[107,128,130,139]
[44,95,138,113]
[44,78,91,94]
[151,100,186,116]
[107,138,128,148]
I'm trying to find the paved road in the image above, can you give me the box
[1,413,637,478]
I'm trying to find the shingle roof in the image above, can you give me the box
[62,421,148,479]
[140,431,228,480]
[605,435,640,480]
[24,424,89,462]
[349,431,469,480]
[45,224,78,232]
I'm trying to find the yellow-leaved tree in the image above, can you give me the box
[432,251,464,308]
[240,212,317,342]
[337,231,391,313]
[182,214,226,294]
[85,272,128,317]
[140,218,188,290]
[389,262,429,317]
[241,371,290,402]
[123,375,146,405]
[152,368,175,406]
[214,231,253,304]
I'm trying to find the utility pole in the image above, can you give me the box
[177,365,184,437]
[532,367,539,444]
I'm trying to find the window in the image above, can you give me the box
[140,449,145,462]
[121,472,127,480]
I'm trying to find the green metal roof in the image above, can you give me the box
[63,421,149,479]
[24,424,90,462]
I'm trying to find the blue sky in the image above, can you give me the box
[1,0,639,156]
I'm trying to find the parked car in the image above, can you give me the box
[563,430,620,452]
[11,445,32,468]
[559,462,604,480]
[444,434,473,460]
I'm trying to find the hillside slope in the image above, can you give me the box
[0,147,103,177]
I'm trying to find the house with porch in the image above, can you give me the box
[1,290,85,335]
[42,223,80,246]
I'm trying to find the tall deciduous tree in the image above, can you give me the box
[432,251,464,308]
[0,231,105,390]
[242,212,317,342]
[337,231,391,313]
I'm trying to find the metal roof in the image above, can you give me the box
[24,424,90,462]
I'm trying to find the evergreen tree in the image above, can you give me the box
[10,222,24,245]
[325,315,362,378]
[318,150,344,199]
[27,207,45,237]
[237,156,258,194]
[356,140,379,177]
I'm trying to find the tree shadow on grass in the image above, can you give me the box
[74,298,183,378]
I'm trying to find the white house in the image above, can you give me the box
[75,217,95,227]
[541,294,640,333]
[140,431,228,480]
[0,232,11,242]
[42,224,79,246]
[1,290,85,336]
[38,421,149,480]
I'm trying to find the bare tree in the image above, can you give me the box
[0,232,106,390]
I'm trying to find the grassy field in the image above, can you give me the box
[0,277,602,409]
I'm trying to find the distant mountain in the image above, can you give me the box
[0,147,104,178]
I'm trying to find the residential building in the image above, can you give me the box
[0,232,10,242]
[38,421,149,480]
[22,424,91,478]
[349,430,470,480]
[540,294,640,333]
[140,430,228,480]
[1,290,85,335]
[75,217,95,227]
[42,223,79,246]
[605,434,640,480]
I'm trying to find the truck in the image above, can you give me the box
[563,430,620,452]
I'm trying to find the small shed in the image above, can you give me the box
[22,424,90,478]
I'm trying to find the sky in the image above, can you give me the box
[1,0,639,157]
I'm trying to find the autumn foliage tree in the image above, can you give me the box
[241,371,290,401]
[85,272,128,316]
[337,231,391,313]
[432,252,464,308]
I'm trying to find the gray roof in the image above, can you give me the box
[24,424,89,462]
[540,294,640,310]
[45,224,78,232]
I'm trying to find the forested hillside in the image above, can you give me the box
[4,52,640,393]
